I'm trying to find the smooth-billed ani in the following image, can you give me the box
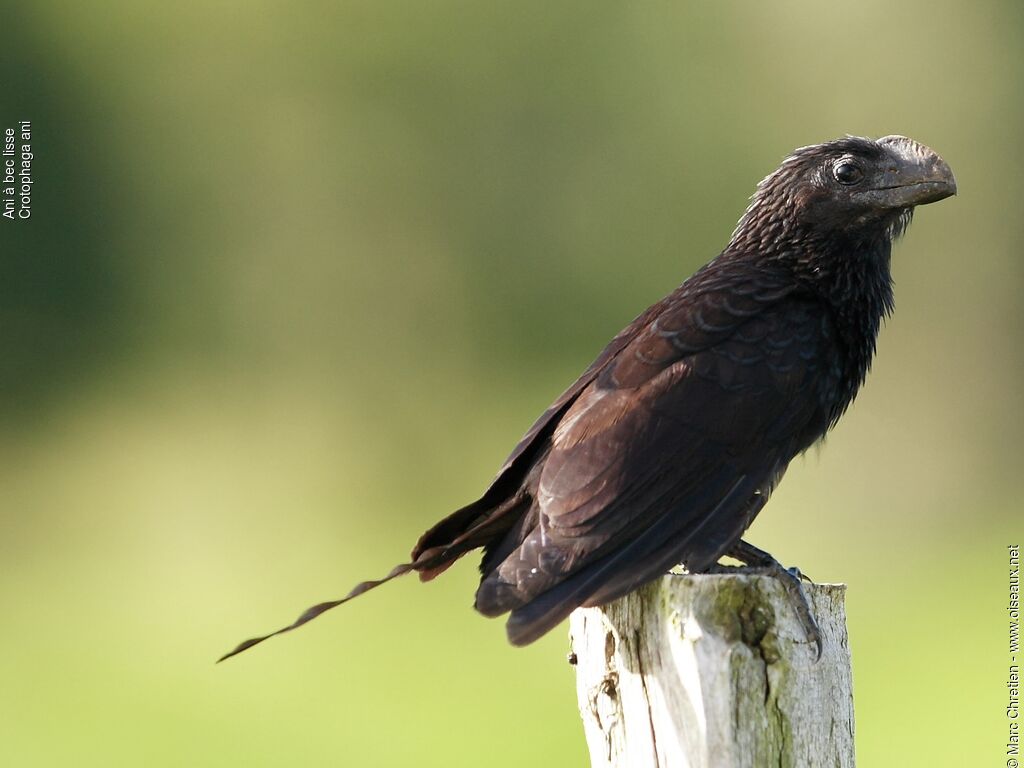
[221,135,956,661]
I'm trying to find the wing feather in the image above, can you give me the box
[475,282,837,636]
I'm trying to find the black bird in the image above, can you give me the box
[221,135,955,661]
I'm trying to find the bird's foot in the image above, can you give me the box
[724,540,822,661]
[702,562,742,575]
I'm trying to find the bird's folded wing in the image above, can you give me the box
[479,281,836,642]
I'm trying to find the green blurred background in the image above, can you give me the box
[1,1,1020,765]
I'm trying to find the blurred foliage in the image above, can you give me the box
[0,1,1021,765]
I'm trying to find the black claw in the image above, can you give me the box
[787,565,815,584]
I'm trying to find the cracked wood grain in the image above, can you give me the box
[569,574,855,768]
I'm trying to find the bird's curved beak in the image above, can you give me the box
[863,135,957,209]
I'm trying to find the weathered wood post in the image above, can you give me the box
[569,574,854,767]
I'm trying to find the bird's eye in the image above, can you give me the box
[833,161,864,185]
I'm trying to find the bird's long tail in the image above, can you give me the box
[219,493,528,662]
[217,562,415,662]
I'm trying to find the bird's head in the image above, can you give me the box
[733,135,956,250]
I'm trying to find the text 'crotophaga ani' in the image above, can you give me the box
[221,134,956,661]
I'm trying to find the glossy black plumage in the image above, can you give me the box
[221,135,955,661]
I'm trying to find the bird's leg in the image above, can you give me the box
[730,540,813,582]
[724,539,822,661]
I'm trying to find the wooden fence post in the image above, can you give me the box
[569,574,855,767]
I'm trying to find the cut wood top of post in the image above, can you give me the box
[570,574,855,768]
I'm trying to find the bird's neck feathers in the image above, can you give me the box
[725,189,903,397]
[809,231,896,403]
[727,189,899,308]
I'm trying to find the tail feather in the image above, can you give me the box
[217,562,414,662]
[219,497,529,661]
[415,495,531,582]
